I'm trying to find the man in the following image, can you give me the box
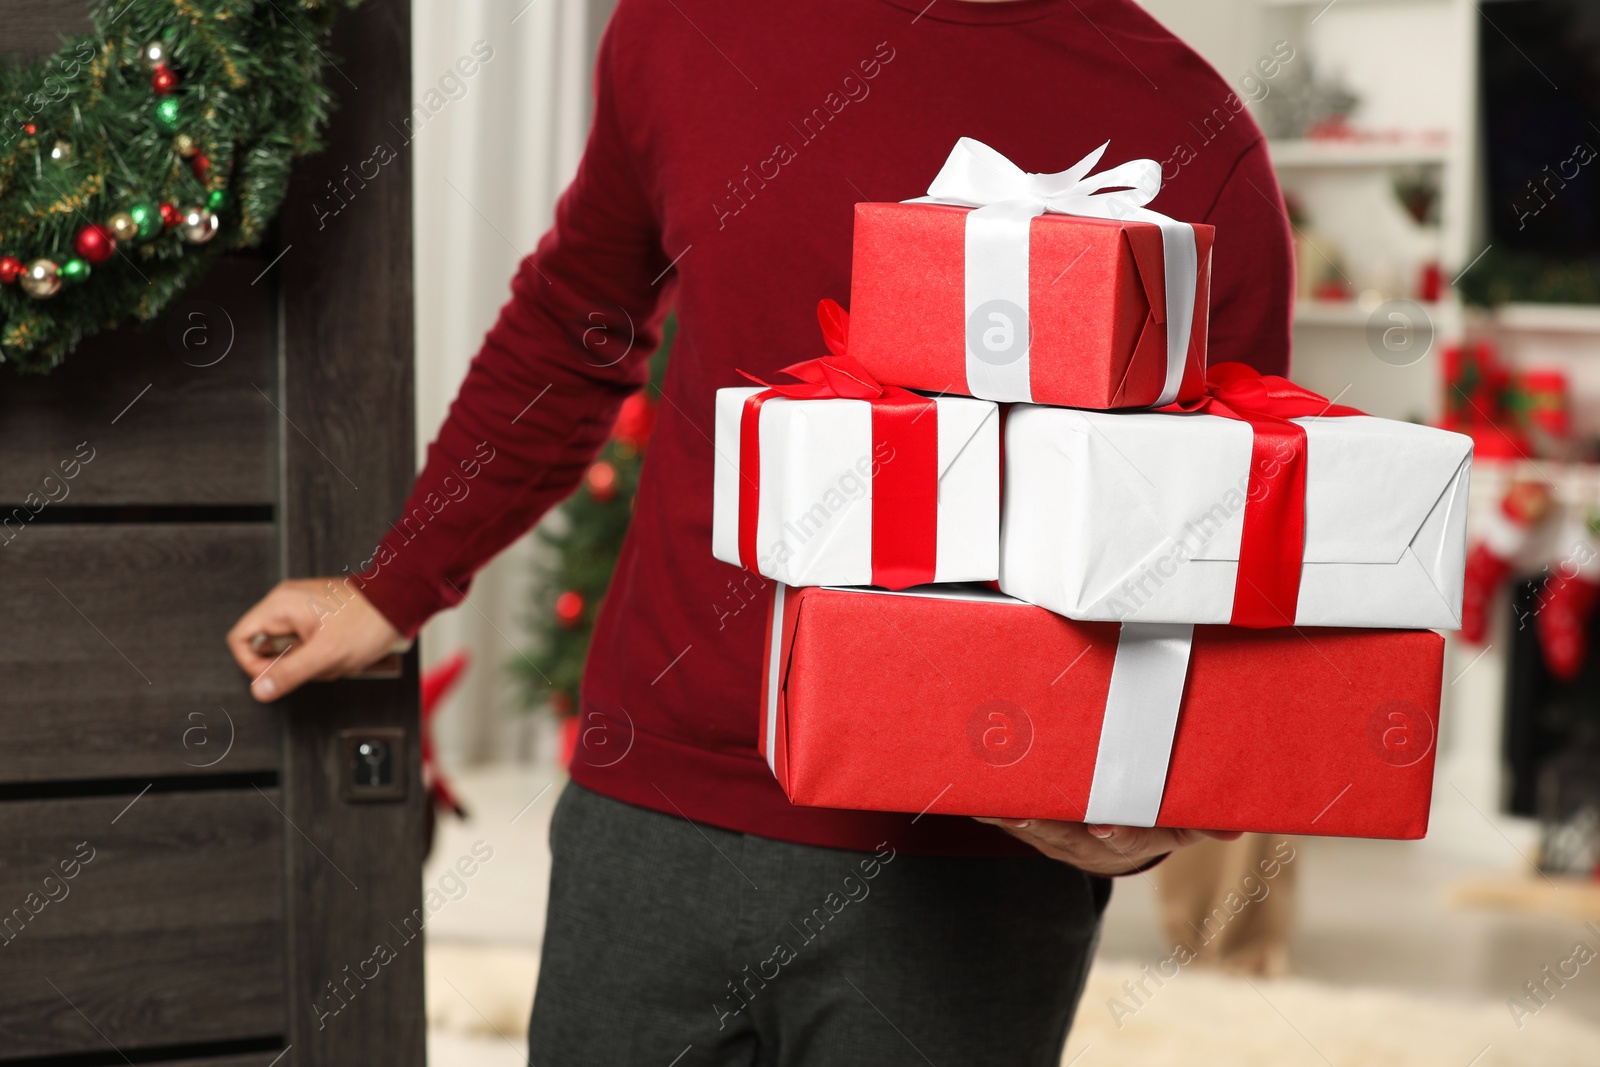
[228,0,1289,1062]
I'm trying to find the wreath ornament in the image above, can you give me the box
[0,0,359,373]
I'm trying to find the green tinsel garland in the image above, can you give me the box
[0,0,359,372]
[1456,246,1600,308]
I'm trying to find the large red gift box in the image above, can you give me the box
[847,203,1215,410]
[759,585,1444,839]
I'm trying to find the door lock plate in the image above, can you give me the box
[337,728,407,802]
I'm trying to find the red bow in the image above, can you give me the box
[738,299,901,401]
[736,300,940,590]
[1162,362,1365,627]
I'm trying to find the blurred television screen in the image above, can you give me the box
[1481,0,1600,253]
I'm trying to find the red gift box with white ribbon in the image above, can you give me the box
[848,138,1214,410]
[759,584,1444,838]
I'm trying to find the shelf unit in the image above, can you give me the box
[1257,0,1479,345]
[1267,138,1452,169]
[1293,297,1450,327]
[1490,303,1600,336]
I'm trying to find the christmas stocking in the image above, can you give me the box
[1535,511,1600,681]
[1461,482,1552,644]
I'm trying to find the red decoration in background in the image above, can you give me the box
[0,255,21,284]
[586,461,618,502]
[612,392,657,450]
[1537,573,1600,681]
[192,153,210,180]
[1518,370,1570,440]
[151,65,178,94]
[1419,261,1443,302]
[561,714,580,766]
[554,591,585,628]
[420,651,469,822]
[1436,340,1574,460]
[73,223,116,265]
[1461,482,1554,645]
[159,202,179,228]
[22,123,35,135]
[548,690,573,717]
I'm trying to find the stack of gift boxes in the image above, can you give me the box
[712,140,1474,839]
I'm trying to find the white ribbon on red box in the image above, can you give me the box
[907,138,1198,408]
[1085,622,1194,827]
[762,585,1194,828]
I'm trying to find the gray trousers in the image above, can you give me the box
[528,781,1107,1066]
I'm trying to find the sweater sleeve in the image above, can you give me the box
[1201,138,1294,379]
[357,29,670,637]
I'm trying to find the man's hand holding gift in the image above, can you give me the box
[974,819,1242,876]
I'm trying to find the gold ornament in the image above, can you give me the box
[108,212,139,242]
[21,259,61,299]
[177,206,219,244]
[173,132,199,158]
[49,139,72,163]
[141,41,167,70]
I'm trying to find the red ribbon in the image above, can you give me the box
[737,300,939,590]
[1161,362,1365,627]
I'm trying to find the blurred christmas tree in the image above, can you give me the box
[516,316,673,716]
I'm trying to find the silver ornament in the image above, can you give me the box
[142,41,167,70]
[49,139,72,163]
[20,259,61,299]
[177,206,219,245]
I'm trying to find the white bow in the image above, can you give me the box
[908,138,1197,408]
[916,137,1163,222]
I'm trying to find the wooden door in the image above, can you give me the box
[0,3,424,1065]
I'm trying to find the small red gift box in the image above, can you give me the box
[849,205,1214,409]
[759,585,1444,839]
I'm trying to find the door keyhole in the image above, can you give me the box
[357,741,390,786]
[337,729,406,802]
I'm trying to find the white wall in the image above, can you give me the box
[411,0,595,765]
[1135,0,1266,87]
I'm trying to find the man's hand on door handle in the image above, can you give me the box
[226,578,407,701]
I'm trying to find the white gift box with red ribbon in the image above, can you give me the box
[999,402,1474,628]
[712,388,999,588]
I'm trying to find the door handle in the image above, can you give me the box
[248,633,414,680]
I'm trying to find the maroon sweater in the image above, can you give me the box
[360,0,1293,854]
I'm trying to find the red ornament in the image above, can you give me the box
[586,461,618,503]
[159,202,180,228]
[22,123,35,136]
[554,591,585,629]
[550,690,574,718]
[1418,261,1443,303]
[151,64,178,94]
[73,223,116,265]
[612,392,657,450]
[192,153,210,179]
[0,256,21,284]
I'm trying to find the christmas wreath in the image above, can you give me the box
[0,0,359,373]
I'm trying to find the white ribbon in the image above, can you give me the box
[909,138,1197,407]
[764,583,788,774]
[1084,622,1195,827]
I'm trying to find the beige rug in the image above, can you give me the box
[424,944,1600,1067]
[1070,960,1599,1066]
